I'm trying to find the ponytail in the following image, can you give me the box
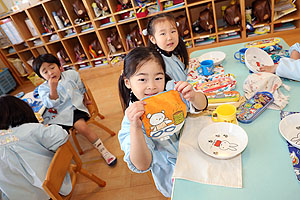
[118,74,130,112]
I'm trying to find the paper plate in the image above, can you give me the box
[245,47,274,73]
[279,113,300,149]
[198,122,248,159]
[198,51,226,66]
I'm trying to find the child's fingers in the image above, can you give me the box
[174,81,188,92]
[126,101,145,120]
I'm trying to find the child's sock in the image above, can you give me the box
[93,138,117,166]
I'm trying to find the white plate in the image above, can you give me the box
[279,113,300,149]
[245,47,274,73]
[198,51,226,65]
[198,122,248,159]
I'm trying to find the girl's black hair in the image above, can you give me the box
[33,53,61,78]
[146,13,189,68]
[118,46,170,112]
[0,95,38,129]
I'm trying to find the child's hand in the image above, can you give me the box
[290,50,300,60]
[174,81,195,101]
[259,64,278,73]
[84,99,92,106]
[48,77,59,89]
[125,101,146,128]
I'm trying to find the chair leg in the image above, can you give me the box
[79,168,106,187]
[98,113,105,119]
[71,129,84,155]
[89,119,116,136]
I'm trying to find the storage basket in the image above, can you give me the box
[0,68,17,95]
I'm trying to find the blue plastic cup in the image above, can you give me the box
[234,48,247,64]
[197,60,214,76]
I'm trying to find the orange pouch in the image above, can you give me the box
[141,90,188,140]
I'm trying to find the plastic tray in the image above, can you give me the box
[0,68,16,95]
[236,91,274,123]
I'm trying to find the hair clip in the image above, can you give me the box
[176,22,179,27]
[142,29,148,36]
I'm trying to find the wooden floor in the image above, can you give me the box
[9,33,299,200]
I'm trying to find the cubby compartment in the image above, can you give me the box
[43,0,72,30]
[31,46,48,57]
[1,46,16,56]
[63,37,88,63]
[171,10,192,40]
[78,32,102,59]
[61,0,90,25]
[109,0,133,14]
[58,27,76,38]
[161,0,185,11]
[76,60,92,70]
[214,0,242,32]
[27,37,44,48]
[95,16,116,29]
[99,27,124,56]
[115,9,136,24]
[10,12,36,40]
[91,57,109,67]
[218,29,241,42]
[43,32,60,44]
[47,41,71,66]
[14,42,29,52]
[273,0,299,22]
[74,21,94,34]
[6,54,28,77]
[27,5,55,34]
[274,20,298,33]
[118,21,144,51]
[63,64,76,71]
[84,0,112,19]
[109,53,126,65]
[188,3,216,39]
[194,35,216,46]
[18,50,35,73]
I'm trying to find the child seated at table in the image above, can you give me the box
[259,42,300,81]
[0,95,72,200]
[118,47,207,197]
[33,54,117,166]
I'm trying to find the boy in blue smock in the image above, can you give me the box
[33,54,116,166]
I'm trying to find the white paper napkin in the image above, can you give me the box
[173,115,242,188]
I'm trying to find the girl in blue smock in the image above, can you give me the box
[145,13,189,82]
[259,42,300,81]
[0,95,72,200]
[118,47,208,197]
[32,54,116,166]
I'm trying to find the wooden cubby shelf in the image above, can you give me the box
[0,0,300,86]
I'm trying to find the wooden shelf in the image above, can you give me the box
[0,0,300,86]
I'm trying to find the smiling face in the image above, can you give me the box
[124,60,165,100]
[149,18,179,53]
[39,62,61,81]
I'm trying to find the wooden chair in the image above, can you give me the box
[71,81,116,155]
[42,140,106,200]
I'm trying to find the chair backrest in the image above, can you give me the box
[82,79,99,117]
[43,140,81,200]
